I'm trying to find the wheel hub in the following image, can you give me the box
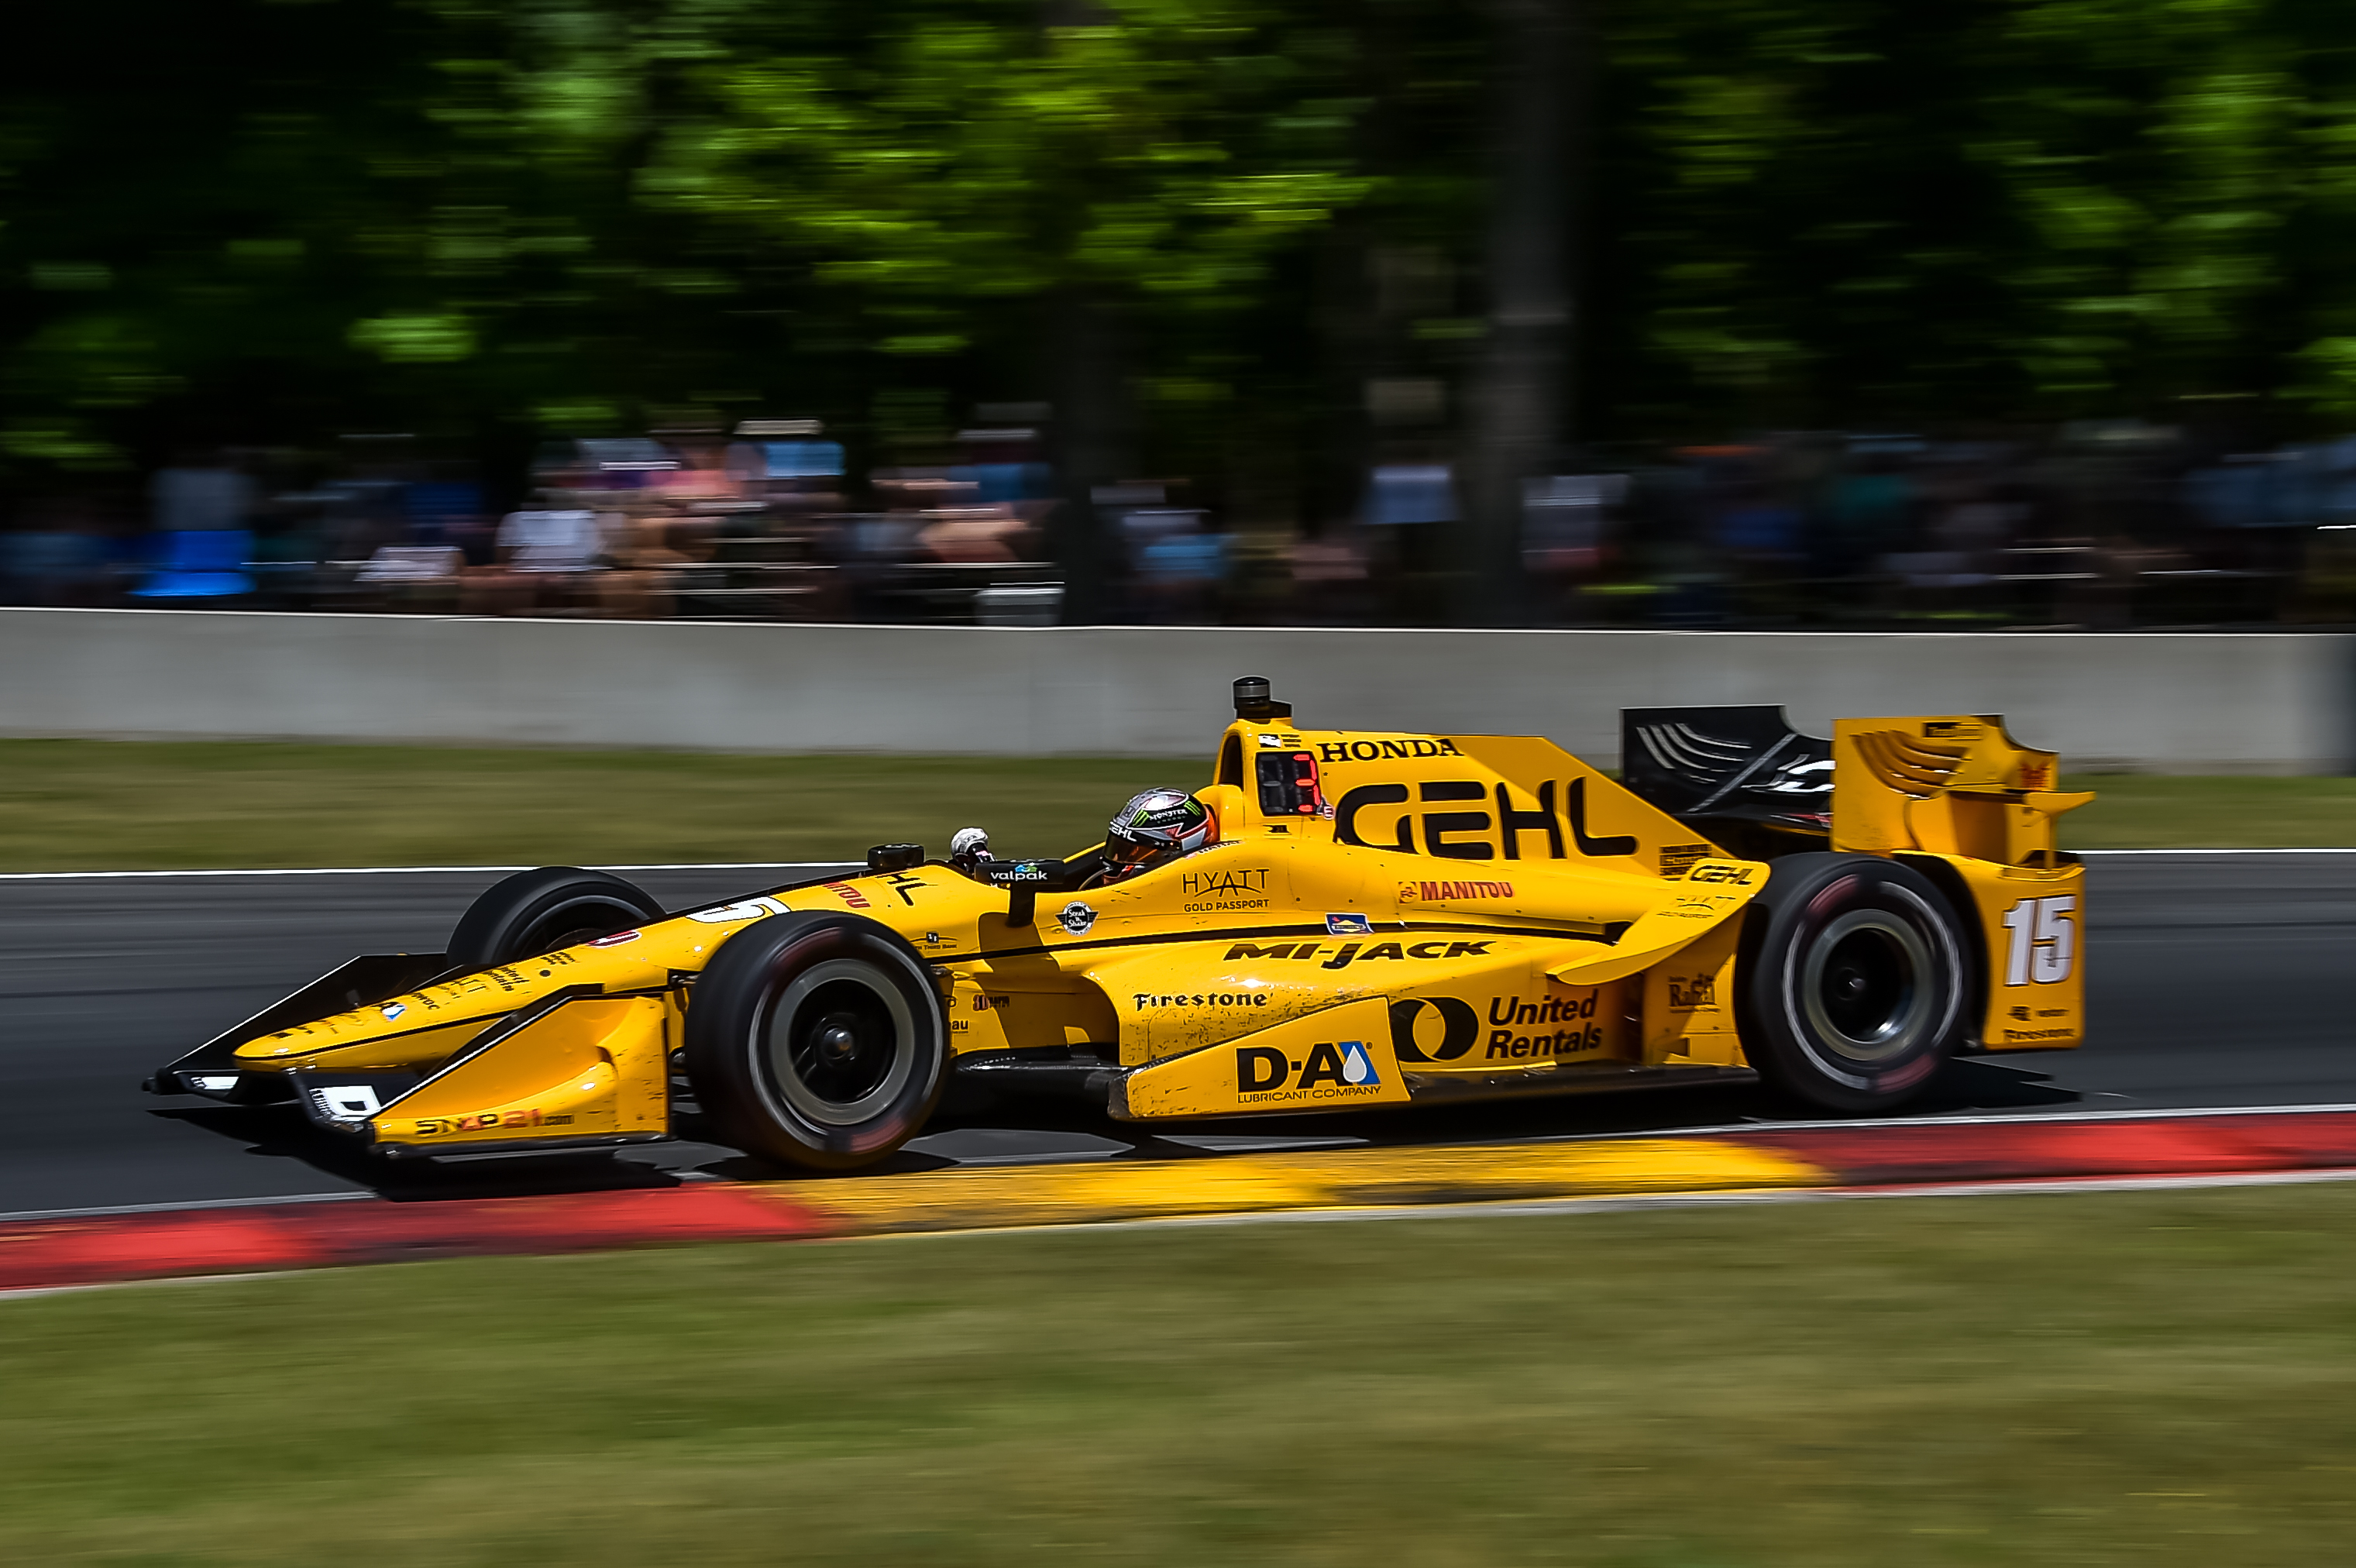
[1798,909,1935,1065]
[816,1016,862,1063]
[762,961,920,1128]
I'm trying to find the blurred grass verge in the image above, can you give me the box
[5,1185,2354,1563]
[0,740,1180,872]
[0,740,2351,872]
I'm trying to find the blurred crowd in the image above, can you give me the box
[7,418,2356,629]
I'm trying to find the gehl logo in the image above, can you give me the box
[1334,776,1636,861]
[1235,1039,1384,1102]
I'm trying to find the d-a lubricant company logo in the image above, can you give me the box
[1235,1040,1384,1104]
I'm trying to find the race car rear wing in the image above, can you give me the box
[1621,705,1834,855]
[1622,705,2093,867]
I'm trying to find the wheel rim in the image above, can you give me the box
[1798,910,1935,1065]
[762,958,917,1127]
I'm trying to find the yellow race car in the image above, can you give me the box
[146,679,2091,1171]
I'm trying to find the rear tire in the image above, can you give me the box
[1736,853,1967,1112]
[449,867,666,970]
[684,912,948,1171]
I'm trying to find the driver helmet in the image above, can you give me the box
[1103,787,1217,882]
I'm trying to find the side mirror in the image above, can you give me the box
[866,843,924,872]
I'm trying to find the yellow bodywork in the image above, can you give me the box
[1829,715,2092,1051]
[202,707,2089,1155]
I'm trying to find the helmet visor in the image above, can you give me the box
[1106,834,1162,868]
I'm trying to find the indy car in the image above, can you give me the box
[147,679,2092,1171]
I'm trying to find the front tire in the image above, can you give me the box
[449,866,666,969]
[684,913,948,1171]
[1737,853,1968,1112]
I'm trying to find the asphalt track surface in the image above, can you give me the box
[3,852,2350,1217]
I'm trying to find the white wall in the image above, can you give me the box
[2,607,2347,772]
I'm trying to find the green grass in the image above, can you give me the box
[0,740,1184,872]
[2058,772,2356,849]
[6,1185,2356,1564]
[0,739,2351,872]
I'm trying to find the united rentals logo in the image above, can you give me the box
[1398,879,1515,903]
[1236,1039,1384,1102]
[1666,975,1718,1010]
[1483,993,1604,1060]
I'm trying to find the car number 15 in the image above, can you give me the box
[2000,896,2076,986]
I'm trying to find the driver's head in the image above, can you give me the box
[1102,787,1217,882]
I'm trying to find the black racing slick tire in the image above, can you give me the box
[1736,853,1969,1112]
[448,867,666,970]
[683,912,948,1171]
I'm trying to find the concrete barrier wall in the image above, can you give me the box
[2,607,2347,772]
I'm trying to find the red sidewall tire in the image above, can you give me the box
[1737,853,1968,1113]
[685,913,946,1172]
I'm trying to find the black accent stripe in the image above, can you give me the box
[928,917,1626,968]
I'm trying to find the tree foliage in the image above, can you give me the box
[8,0,2356,509]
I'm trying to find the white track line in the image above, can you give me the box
[0,861,860,882]
[0,1190,380,1226]
[2,850,2348,882]
[2077,848,2356,856]
[12,1166,2356,1300]
[14,1101,2356,1227]
[1555,1099,2356,1143]
[0,1271,301,1304]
